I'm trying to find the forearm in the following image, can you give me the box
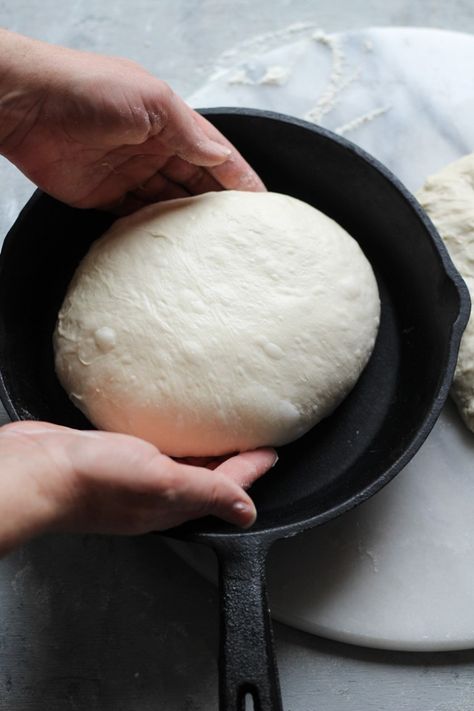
[0,29,51,152]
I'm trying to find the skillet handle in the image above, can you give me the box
[211,536,283,711]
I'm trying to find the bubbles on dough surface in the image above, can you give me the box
[94,326,117,352]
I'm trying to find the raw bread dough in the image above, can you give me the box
[54,191,380,456]
[417,155,474,432]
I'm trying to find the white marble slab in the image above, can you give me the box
[168,26,474,651]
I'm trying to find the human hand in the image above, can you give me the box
[0,31,265,213]
[0,421,276,556]
[0,33,273,557]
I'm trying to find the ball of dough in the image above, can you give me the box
[417,153,474,432]
[54,191,380,456]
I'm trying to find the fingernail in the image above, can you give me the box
[271,452,279,468]
[232,500,257,529]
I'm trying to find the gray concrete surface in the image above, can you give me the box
[2,2,474,709]
[2,0,474,96]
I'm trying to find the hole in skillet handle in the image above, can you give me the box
[243,690,256,710]
[211,535,283,711]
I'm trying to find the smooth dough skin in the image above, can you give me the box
[417,154,474,433]
[54,191,380,456]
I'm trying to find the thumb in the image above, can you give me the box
[215,448,278,488]
[157,90,232,166]
[165,460,258,528]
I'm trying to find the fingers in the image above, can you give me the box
[192,111,267,192]
[173,454,228,469]
[0,420,82,436]
[2,422,269,531]
[215,448,278,488]
[158,155,223,195]
[161,458,258,528]
[1,420,62,433]
[77,82,265,211]
[154,89,266,192]
[107,193,149,216]
[132,170,191,202]
[127,158,221,206]
[157,446,278,530]
[157,90,233,166]
[101,179,190,216]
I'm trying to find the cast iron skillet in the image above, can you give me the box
[0,109,470,710]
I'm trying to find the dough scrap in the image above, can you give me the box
[417,154,474,432]
[54,191,380,456]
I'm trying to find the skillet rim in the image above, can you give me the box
[0,107,470,543]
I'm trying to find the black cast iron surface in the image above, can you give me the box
[0,109,469,710]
